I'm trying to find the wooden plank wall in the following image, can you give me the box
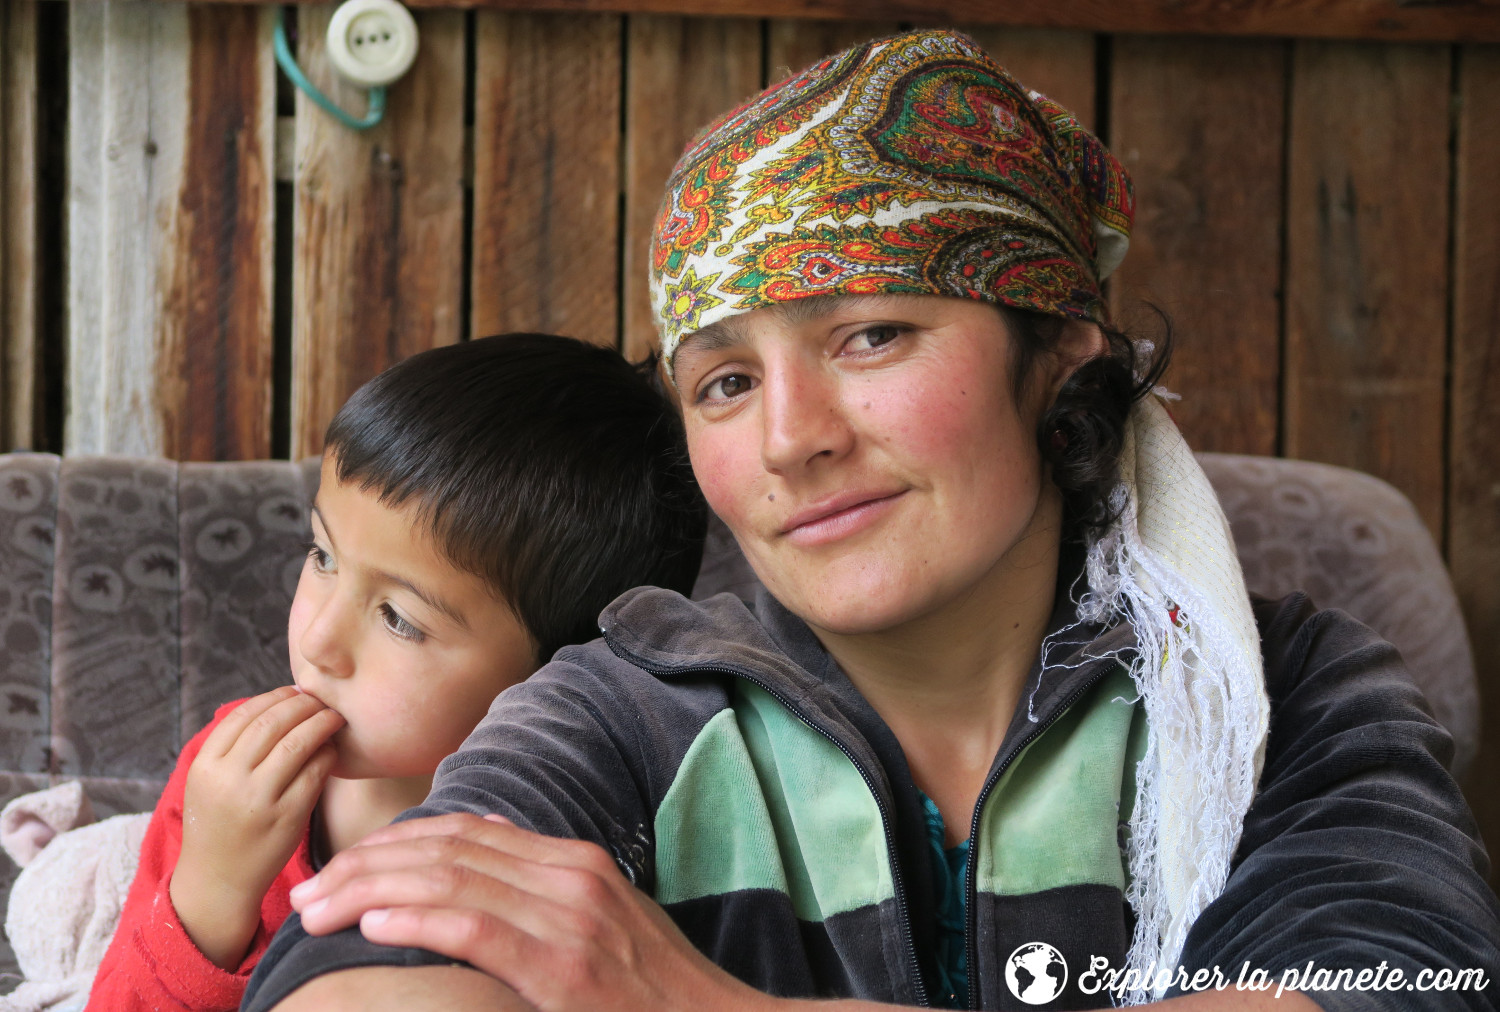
[65,4,276,460]
[2,1,1498,866]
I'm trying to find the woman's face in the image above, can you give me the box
[674,294,1075,638]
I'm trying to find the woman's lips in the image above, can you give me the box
[780,490,906,547]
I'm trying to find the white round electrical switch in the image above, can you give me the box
[326,0,419,88]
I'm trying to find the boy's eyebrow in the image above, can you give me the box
[311,504,471,632]
[372,567,472,632]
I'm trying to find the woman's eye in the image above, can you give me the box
[701,373,756,402]
[305,542,333,574]
[846,325,902,352]
[380,603,426,644]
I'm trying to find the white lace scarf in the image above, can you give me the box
[1078,395,1270,1002]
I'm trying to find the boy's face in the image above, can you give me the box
[286,455,538,782]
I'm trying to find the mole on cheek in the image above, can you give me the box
[768,494,776,501]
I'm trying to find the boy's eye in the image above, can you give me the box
[380,603,426,644]
[701,372,756,403]
[305,542,334,573]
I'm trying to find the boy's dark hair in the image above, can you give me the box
[323,333,707,661]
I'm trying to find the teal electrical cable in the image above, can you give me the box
[273,8,387,131]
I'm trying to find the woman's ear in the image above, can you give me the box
[1047,319,1108,396]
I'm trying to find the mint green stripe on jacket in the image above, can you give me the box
[974,664,1146,896]
[653,683,894,922]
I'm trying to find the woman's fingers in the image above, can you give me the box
[298,856,569,941]
[293,826,544,927]
[297,815,610,912]
[358,812,605,871]
[355,904,544,985]
[293,814,758,1012]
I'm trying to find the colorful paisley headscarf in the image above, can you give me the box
[649,28,1134,369]
[650,30,1272,1006]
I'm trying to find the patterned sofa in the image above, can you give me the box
[0,451,1480,981]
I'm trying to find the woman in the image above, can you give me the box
[245,30,1498,1011]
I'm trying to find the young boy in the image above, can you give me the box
[87,333,705,1011]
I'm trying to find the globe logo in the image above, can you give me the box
[1004,941,1068,1005]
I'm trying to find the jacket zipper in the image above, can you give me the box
[962,659,1121,1010]
[604,638,931,1008]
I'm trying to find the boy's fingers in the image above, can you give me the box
[279,742,339,813]
[197,686,301,760]
[225,691,338,771]
[258,706,346,791]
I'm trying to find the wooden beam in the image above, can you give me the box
[290,6,467,458]
[1449,45,1500,871]
[206,0,1500,45]
[1110,36,1287,456]
[622,15,761,362]
[471,12,622,347]
[1283,41,1450,534]
[186,0,1500,44]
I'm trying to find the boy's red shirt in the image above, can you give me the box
[87,699,318,1012]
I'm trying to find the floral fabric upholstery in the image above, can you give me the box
[0,454,321,983]
[0,451,1478,982]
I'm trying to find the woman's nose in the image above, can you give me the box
[759,360,854,475]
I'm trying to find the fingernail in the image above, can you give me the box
[362,908,390,928]
[303,897,329,919]
[483,813,511,824]
[290,875,319,901]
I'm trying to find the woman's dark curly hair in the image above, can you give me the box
[1003,306,1174,537]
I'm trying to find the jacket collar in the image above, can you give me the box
[599,536,1136,763]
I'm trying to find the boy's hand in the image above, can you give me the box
[170,686,345,970]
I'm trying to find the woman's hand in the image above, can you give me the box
[170,686,344,970]
[288,813,774,1012]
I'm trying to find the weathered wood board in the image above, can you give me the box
[1283,41,1450,534]
[165,6,276,461]
[1450,44,1500,858]
[2,0,37,452]
[65,3,275,460]
[290,6,466,458]
[767,19,902,81]
[1110,36,1287,456]
[958,27,1097,128]
[470,12,622,348]
[622,15,762,362]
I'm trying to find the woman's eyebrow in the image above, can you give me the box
[677,320,745,358]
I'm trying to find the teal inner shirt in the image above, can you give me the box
[917,790,970,1009]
